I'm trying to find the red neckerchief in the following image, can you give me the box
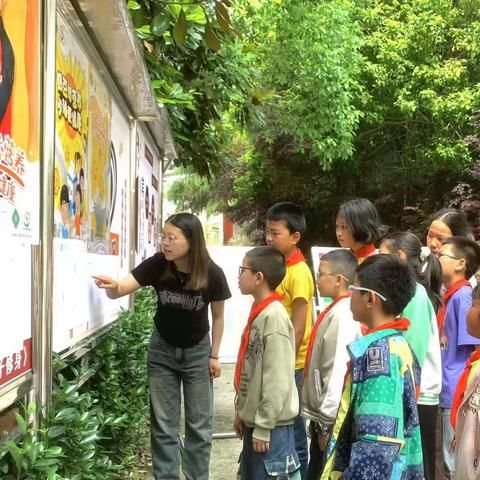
[354,244,376,261]
[234,293,283,392]
[367,317,411,335]
[451,349,480,430]
[437,279,472,335]
[303,294,350,382]
[286,248,306,267]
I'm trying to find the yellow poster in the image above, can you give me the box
[0,0,40,244]
[54,16,89,240]
[87,66,112,254]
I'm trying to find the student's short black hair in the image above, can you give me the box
[60,185,69,206]
[442,236,480,279]
[79,167,85,179]
[321,249,358,284]
[431,208,474,240]
[336,198,385,244]
[355,254,416,316]
[245,246,286,291]
[266,202,306,236]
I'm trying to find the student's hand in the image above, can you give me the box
[318,432,330,451]
[92,275,118,290]
[209,358,221,378]
[252,437,269,453]
[234,415,244,439]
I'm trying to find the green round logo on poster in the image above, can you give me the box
[12,209,20,229]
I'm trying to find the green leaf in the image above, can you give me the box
[205,24,221,52]
[4,441,22,472]
[152,14,170,36]
[34,458,61,467]
[46,425,66,439]
[242,43,256,53]
[127,0,141,10]
[15,412,27,435]
[45,446,63,457]
[135,25,152,39]
[185,6,207,24]
[54,407,76,420]
[173,9,188,44]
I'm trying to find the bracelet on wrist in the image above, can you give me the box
[209,354,219,360]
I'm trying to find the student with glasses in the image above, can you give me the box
[379,232,442,480]
[436,237,480,479]
[321,254,423,479]
[93,212,231,480]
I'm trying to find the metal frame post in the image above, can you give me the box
[129,119,138,309]
[36,0,57,412]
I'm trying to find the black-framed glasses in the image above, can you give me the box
[438,252,462,261]
[238,266,258,275]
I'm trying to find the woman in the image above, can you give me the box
[93,212,231,480]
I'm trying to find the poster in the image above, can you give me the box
[52,16,121,353]
[109,101,131,309]
[52,238,121,353]
[54,15,89,241]
[87,66,112,254]
[135,130,160,266]
[0,0,40,244]
[0,241,32,386]
[310,246,341,313]
[207,246,252,363]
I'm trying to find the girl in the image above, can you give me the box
[93,212,231,480]
[427,208,477,289]
[380,231,442,480]
[335,198,385,263]
[427,208,474,255]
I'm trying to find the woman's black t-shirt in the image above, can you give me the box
[131,252,231,348]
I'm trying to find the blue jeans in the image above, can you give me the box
[148,329,213,480]
[238,424,301,479]
[294,369,308,479]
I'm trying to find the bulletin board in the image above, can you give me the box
[134,127,161,267]
[52,12,131,353]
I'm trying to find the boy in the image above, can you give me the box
[451,285,480,480]
[321,254,423,479]
[437,237,480,477]
[234,246,300,479]
[301,249,361,479]
[266,202,314,477]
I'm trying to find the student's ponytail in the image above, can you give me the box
[419,254,442,313]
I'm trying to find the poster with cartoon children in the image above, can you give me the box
[87,64,112,254]
[54,16,89,240]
